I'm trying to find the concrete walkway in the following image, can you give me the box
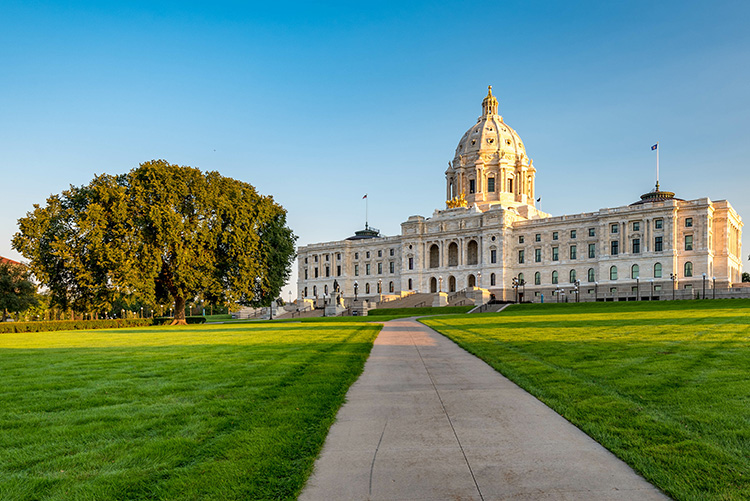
[300,318,669,501]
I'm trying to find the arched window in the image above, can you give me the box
[490,273,496,286]
[569,269,577,283]
[518,273,525,283]
[324,285,328,294]
[588,268,595,282]
[448,242,459,267]
[535,272,541,285]
[365,283,370,294]
[654,262,662,278]
[429,244,439,268]
[304,287,308,297]
[610,266,618,280]
[631,264,639,279]
[448,276,456,292]
[468,274,476,287]
[552,271,559,284]
[430,277,437,293]
[389,281,394,293]
[408,278,413,290]
[467,240,478,265]
[685,261,693,277]
[313,285,317,296]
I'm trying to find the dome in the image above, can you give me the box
[453,86,528,165]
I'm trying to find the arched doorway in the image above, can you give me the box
[430,277,438,293]
[467,240,478,265]
[468,274,476,287]
[429,244,439,268]
[449,275,456,293]
[448,242,458,267]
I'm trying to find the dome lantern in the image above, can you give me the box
[482,85,499,116]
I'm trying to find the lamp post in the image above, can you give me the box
[636,277,640,301]
[439,275,443,293]
[670,273,677,300]
[594,282,599,302]
[323,293,327,317]
[378,278,383,301]
[354,281,359,302]
[702,273,707,299]
[512,277,519,303]
[140,306,143,319]
[477,271,482,288]
[520,278,526,302]
[650,279,654,299]
[712,276,716,299]
[574,279,580,302]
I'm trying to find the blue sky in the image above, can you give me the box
[2,0,749,298]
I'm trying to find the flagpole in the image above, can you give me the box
[656,141,660,190]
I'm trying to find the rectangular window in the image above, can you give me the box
[491,249,497,264]
[654,285,662,291]
[654,236,663,251]
[354,252,359,260]
[389,262,394,273]
[654,219,663,229]
[314,268,319,278]
[535,248,542,262]
[611,241,619,255]
[337,265,341,276]
[552,247,559,261]
[633,238,640,254]
[611,223,619,234]
[408,257,414,270]
[518,250,524,264]
[469,179,476,194]
[325,254,329,261]
[685,218,693,227]
[366,251,370,258]
[366,264,371,275]
[377,263,382,274]
[589,228,596,237]
[325,266,330,277]
[314,255,318,262]
[570,245,577,260]
[378,250,382,257]
[390,248,395,256]
[488,177,495,192]
[304,269,308,279]
[633,222,640,231]
[552,232,559,240]
[304,257,308,264]
[570,230,576,239]
[354,264,359,276]
[685,235,693,251]
[588,243,595,258]
[519,236,524,244]
[535,234,541,242]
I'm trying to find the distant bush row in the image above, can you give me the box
[153,316,207,325]
[0,318,154,334]
[367,306,474,317]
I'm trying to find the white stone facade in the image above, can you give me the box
[297,88,743,303]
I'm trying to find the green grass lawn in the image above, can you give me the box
[422,299,750,501]
[0,321,380,500]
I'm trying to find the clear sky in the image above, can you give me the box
[2,0,749,300]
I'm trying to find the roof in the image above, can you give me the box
[0,256,21,266]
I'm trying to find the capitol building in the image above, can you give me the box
[297,87,743,305]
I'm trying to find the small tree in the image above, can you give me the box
[742,272,750,283]
[0,261,38,321]
[13,160,296,325]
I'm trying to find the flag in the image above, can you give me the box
[651,144,658,151]
[362,194,367,199]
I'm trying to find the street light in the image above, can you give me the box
[702,273,707,299]
[594,282,599,302]
[712,276,716,299]
[650,279,654,299]
[670,273,677,300]
[636,277,640,301]
[439,276,443,293]
[323,293,327,317]
[477,271,482,288]
[354,281,359,302]
[574,279,580,302]
[512,277,519,303]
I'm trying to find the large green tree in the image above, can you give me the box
[0,261,39,321]
[13,160,296,324]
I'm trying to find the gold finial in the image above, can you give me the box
[488,85,493,95]
[482,85,498,115]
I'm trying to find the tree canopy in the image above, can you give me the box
[13,160,296,324]
[0,261,39,321]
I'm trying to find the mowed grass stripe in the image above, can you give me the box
[0,321,380,500]
[422,300,750,501]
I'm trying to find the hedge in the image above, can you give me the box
[0,318,154,334]
[153,316,207,325]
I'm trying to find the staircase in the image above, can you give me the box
[375,293,434,309]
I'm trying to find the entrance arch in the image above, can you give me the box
[449,275,456,293]
[468,274,476,287]
[430,277,438,293]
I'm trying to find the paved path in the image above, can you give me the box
[300,318,669,501]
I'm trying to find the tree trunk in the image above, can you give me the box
[171,295,188,325]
